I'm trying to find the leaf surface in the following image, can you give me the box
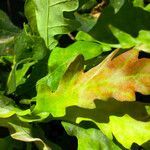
[109,114,150,149]
[62,121,121,150]
[7,30,47,94]
[33,49,150,117]
[0,116,54,150]
[47,40,110,91]
[0,136,24,150]
[25,0,80,49]
[0,10,19,37]
[89,0,150,52]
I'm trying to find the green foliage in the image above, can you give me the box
[25,0,80,49]
[7,28,47,94]
[0,0,150,150]
[89,0,150,50]
[62,122,121,150]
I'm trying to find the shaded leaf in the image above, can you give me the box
[0,136,24,150]
[0,94,30,118]
[62,121,121,150]
[0,10,19,57]
[7,29,47,94]
[89,0,150,49]
[75,13,97,32]
[0,116,53,150]
[109,0,125,13]
[0,10,19,37]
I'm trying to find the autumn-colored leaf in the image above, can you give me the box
[33,49,150,117]
[80,48,150,102]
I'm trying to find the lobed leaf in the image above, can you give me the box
[89,0,150,52]
[62,121,121,150]
[46,40,110,91]
[7,29,47,94]
[0,116,54,150]
[33,49,150,117]
[25,0,80,49]
[109,114,150,149]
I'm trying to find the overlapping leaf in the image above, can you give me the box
[1,0,150,149]
[7,29,47,94]
[0,115,61,150]
[62,121,121,150]
[0,94,31,118]
[0,10,20,57]
[109,114,150,149]
[25,0,80,49]
[33,49,150,117]
[32,48,150,148]
[75,111,150,149]
[89,0,150,52]
[47,40,111,91]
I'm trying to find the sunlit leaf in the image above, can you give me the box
[109,25,150,53]
[0,116,54,150]
[46,40,109,91]
[33,49,150,117]
[25,0,80,49]
[109,114,150,149]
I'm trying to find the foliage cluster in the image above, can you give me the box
[0,0,150,149]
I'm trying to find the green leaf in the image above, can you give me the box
[0,37,14,56]
[25,0,37,34]
[136,30,150,53]
[109,114,150,149]
[0,94,16,118]
[7,29,47,94]
[89,0,150,49]
[145,4,150,12]
[109,0,125,13]
[45,40,109,91]
[62,122,121,150]
[133,0,144,8]
[33,49,150,117]
[79,0,97,11]
[7,61,35,94]
[0,94,31,118]
[0,136,24,150]
[14,29,47,63]
[25,0,80,49]
[75,31,119,49]
[0,116,54,150]
[0,10,19,57]
[0,10,19,37]
[75,13,97,32]
[109,25,136,48]
[109,25,150,53]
